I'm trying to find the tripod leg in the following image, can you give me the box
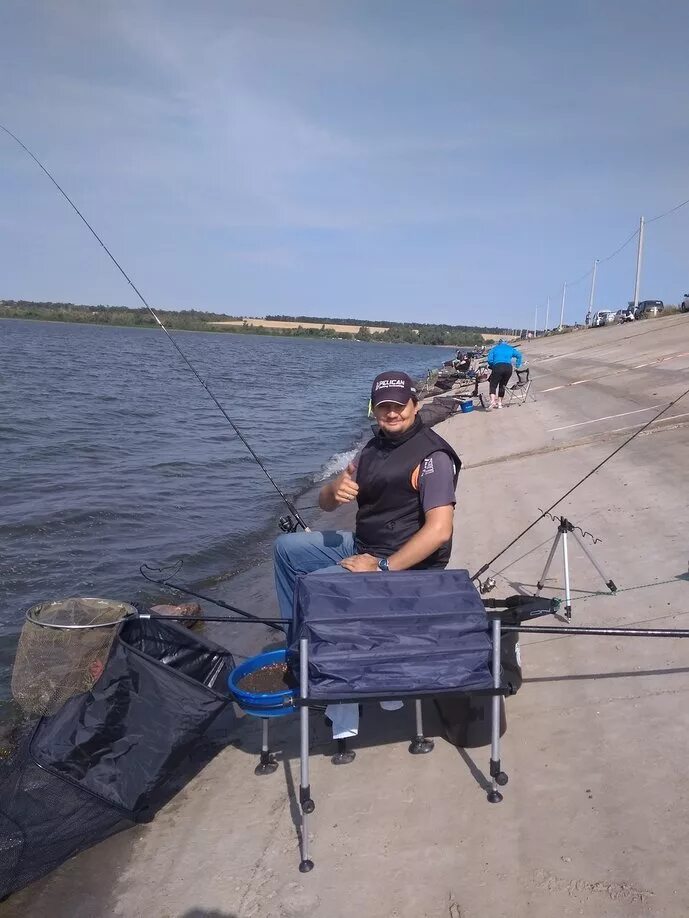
[537,530,562,591]
[562,531,572,620]
[570,531,617,593]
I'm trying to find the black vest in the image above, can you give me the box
[355,418,461,569]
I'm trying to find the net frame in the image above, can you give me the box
[11,598,138,717]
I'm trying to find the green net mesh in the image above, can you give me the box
[11,598,136,716]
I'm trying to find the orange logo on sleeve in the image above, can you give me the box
[410,464,420,491]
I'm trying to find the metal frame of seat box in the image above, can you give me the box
[294,616,508,873]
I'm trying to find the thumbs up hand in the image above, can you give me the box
[334,462,359,505]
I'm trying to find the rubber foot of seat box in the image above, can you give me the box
[409,737,435,755]
[299,859,314,873]
[255,756,279,776]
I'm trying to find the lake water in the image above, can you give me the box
[0,319,452,697]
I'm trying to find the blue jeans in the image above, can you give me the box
[273,530,405,738]
[273,530,356,621]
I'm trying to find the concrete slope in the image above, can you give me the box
[4,315,689,918]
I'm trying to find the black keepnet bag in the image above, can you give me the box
[288,569,493,699]
[1,617,235,900]
[31,617,235,817]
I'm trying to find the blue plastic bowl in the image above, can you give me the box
[460,399,474,414]
[228,648,296,718]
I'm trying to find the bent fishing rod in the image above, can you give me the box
[1,123,309,532]
[472,377,689,585]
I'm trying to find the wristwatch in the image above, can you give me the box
[377,557,389,572]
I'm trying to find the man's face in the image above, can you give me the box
[373,398,419,438]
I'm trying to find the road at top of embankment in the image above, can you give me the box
[4,313,689,918]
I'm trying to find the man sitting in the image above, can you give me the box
[273,370,461,737]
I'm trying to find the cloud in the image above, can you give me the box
[1,1,688,321]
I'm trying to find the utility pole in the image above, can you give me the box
[534,306,538,338]
[559,283,567,330]
[588,258,598,322]
[545,295,550,333]
[632,216,645,313]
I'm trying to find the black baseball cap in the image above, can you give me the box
[370,371,418,407]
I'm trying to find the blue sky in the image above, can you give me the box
[1,1,688,328]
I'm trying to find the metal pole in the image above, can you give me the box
[559,283,567,330]
[487,617,505,803]
[544,296,550,333]
[501,624,689,638]
[562,529,572,620]
[588,259,599,312]
[298,637,314,872]
[632,216,645,313]
[534,305,538,338]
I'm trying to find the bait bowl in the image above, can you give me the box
[228,648,297,718]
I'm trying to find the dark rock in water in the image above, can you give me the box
[150,603,202,628]
[237,662,296,694]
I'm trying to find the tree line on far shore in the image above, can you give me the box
[0,300,503,346]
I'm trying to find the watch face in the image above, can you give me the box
[378,558,388,571]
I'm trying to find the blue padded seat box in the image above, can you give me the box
[289,569,493,699]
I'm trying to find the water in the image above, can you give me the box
[1,319,451,696]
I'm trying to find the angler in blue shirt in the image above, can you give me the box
[486,339,523,409]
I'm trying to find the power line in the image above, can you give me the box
[565,266,593,287]
[547,191,688,315]
[646,196,689,224]
[598,227,639,264]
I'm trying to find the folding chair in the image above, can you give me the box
[504,367,535,406]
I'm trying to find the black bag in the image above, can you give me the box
[0,618,235,900]
[418,401,457,427]
[435,628,522,748]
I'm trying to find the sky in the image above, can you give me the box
[1,1,688,329]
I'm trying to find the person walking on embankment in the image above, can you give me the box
[486,338,523,409]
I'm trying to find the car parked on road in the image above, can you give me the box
[591,310,615,326]
[615,308,635,323]
[634,300,664,318]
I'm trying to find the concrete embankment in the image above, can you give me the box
[4,313,689,918]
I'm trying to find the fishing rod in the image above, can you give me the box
[139,563,286,633]
[472,378,689,585]
[500,624,689,639]
[1,123,309,532]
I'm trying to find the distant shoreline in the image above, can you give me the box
[0,313,484,347]
[0,316,467,349]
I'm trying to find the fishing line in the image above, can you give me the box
[1,123,309,531]
[472,380,689,582]
[139,562,286,632]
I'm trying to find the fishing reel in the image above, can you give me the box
[278,515,299,534]
[479,576,497,595]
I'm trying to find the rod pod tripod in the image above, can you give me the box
[536,516,617,619]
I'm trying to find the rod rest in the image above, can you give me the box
[483,595,560,624]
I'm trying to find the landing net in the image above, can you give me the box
[11,597,135,716]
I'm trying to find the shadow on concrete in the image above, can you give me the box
[281,753,303,845]
[454,745,491,792]
[181,911,239,918]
